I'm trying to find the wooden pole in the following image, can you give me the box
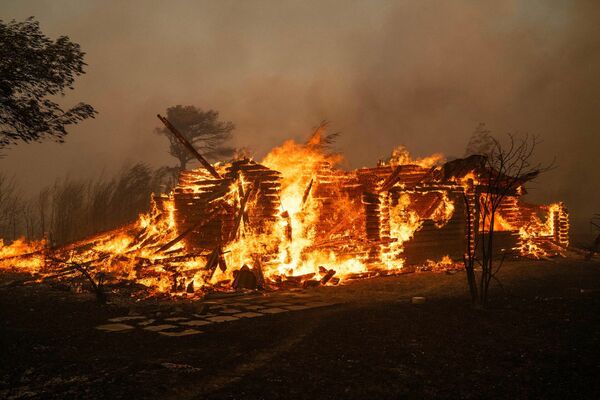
[157,114,221,179]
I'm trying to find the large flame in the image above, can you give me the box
[0,134,566,296]
[517,203,567,258]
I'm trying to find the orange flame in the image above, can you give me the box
[0,133,567,295]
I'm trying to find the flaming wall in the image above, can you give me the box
[166,155,569,275]
[0,143,571,296]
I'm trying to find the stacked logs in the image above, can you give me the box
[309,162,369,262]
[172,160,283,254]
[400,188,467,264]
[173,170,234,252]
[553,202,569,247]
[224,158,282,235]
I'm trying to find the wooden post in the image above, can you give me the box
[157,114,221,179]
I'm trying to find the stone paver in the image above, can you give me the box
[159,329,202,337]
[100,292,339,336]
[303,302,334,308]
[179,320,213,327]
[243,305,265,310]
[220,308,241,314]
[193,313,217,318]
[232,312,264,318]
[260,307,289,314]
[143,324,178,332]
[205,315,239,323]
[284,305,311,311]
[108,316,146,322]
[96,323,135,332]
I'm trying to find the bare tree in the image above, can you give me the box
[0,164,171,246]
[306,120,340,151]
[37,187,51,238]
[0,173,24,241]
[463,133,548,308]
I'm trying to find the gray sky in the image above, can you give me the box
[1,0,599,234]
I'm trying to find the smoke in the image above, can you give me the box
[1,0,599,235]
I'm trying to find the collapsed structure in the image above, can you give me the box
[0,119,569,296]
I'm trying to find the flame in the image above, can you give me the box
[0,131,567,296]
[517,203,566,258]
[232,138,368,282]
[0,137,460,295]
[458,171,478,188]
[0,238,46,273]
[423,255,459,271]
[384,145,445,168]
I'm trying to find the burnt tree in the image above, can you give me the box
[463,133,549,308]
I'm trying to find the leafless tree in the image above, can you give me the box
[37,187,51,238]
[463,133,549,308]
[0,173,24,241]
[0,164,171,246]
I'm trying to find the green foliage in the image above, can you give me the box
[0,17,96,149]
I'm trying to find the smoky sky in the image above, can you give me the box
[1,0,599,234]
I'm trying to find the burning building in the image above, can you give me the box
[0,118,569,297]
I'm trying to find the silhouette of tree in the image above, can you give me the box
[156,105,235,170]
[462,133,550,308]
[0,17,96,150]
[464,123,495,157]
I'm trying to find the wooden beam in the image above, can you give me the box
[229,180,258,242]
[157,114,221,179]
[379,165,404,193]
[301,178,314,208]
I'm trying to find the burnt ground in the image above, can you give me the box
[1,259,599,400]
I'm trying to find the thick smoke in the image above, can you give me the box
[1,0,599,236]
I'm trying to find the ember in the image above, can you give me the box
[0,119,568,297]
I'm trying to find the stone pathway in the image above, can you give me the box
[95,292,337,336]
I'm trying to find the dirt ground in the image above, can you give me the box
[1,258,599,399]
